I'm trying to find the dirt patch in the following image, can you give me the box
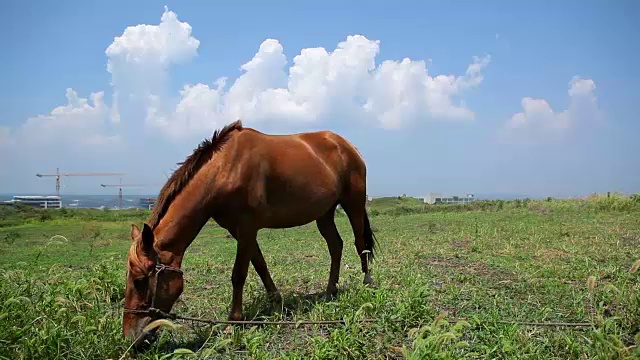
[303,254,319,262]
[451,239,471,250]
[94,240,112,248]
[535,248,570,261]
[423,257,515,280]
[619,233,640,248]
[495,249,514,256]
[416,222,444,233]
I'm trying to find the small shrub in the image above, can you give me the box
[2,231,22,245]
[39,212,53,222]
[403,313,472,359]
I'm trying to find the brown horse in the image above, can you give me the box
[122,120,378,345]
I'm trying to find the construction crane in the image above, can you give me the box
[100,179,158,209]
[36,168,126,197]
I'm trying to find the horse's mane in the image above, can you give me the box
[147,120,243,229]
[128,239,146,270]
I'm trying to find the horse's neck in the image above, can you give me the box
[152,195,212,265]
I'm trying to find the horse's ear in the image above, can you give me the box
[130,224,141,241]
[141,223,154,254]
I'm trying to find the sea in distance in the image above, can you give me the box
[1,192,537,210]
[0,194,158,209]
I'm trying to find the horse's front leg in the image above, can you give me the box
[226,227,281,304]
[228,228,257,321]
[251,241,282,304]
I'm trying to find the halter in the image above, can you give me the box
[123,259,184,320]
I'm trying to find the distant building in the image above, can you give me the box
[423,193,476,205]
[11,195,62,209]
[139,197,157,210]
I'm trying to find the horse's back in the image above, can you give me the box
[235,127,362,171]
[260,129,364,173]
[222,127,365,228]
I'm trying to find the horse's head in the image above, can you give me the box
[122,223,184,348]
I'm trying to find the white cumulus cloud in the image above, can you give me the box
[366,55,491,128]
[140,31,491,139]
[105,6,200,125]
[105,6,199,69]
[0,88,123,186]
[10,88,121,147]
[1,6,493,189]
[500,76,603,143]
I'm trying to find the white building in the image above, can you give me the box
[139,197,157,210]
[12,195,62,209]
[423,193,476,205]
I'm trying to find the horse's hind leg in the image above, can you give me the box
[316,205,344,299]
[340,187,376,287]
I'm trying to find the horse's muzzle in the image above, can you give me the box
[126,316,159,352]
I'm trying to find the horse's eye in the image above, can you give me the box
[133,277,148,290]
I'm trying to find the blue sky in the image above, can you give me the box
[0,0,638,198]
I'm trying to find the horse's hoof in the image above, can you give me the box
[268,291,283,305]
[363,273,375,287]
[228,312,243,322]
[322,292,337,301]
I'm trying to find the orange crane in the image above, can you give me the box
[100,179,158,209]
[36,168,126,197]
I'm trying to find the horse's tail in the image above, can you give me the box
[363,209,378,264]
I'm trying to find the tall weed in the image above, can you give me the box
[0,260,127,359]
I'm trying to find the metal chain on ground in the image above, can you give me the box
[158,310,594,328]
[117,311,594,359]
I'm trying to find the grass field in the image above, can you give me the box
[1,194,639,359]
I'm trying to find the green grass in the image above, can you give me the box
[1,194,640,359]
